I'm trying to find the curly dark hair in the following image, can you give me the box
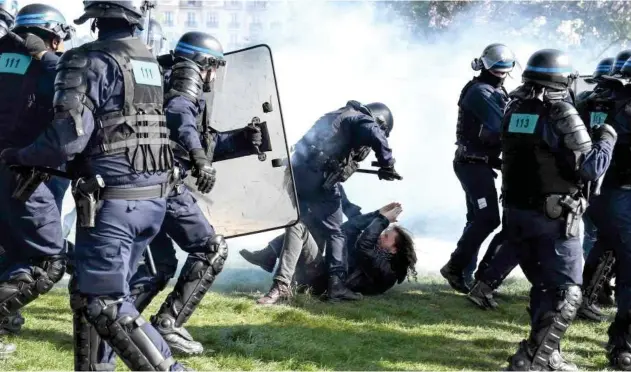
[392,225,418,284]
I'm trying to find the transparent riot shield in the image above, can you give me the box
[574,75,596,96]
[184,44,299,238]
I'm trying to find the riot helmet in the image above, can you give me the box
[593,57,614,79]
[13,4,75,42]
[617,57,631,79]
[471,43,516,73]
[522,49,573,90]
[74,1,144,29]
[365,102,393,137]
[0,0,18,38]
[173,31,226,92]
[612,50,631,76]
[136,18,165,56]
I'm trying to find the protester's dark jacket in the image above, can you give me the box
[343,211,398,295]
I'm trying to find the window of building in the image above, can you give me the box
[207,12,218,27]
[186,12,196,27]
[164,11,173,27]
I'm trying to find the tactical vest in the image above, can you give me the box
[501,99,580,208]
[605,96,631,187]
[79,37,172,173]
[456,78,508,150]
[0,32,45,150]
[578,93,614,134]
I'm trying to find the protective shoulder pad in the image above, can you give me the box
[53,48,92,135]
[549,101,592,153]
[165,60,203,104]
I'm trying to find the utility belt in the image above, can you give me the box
[454,145,500,169]
[322,160,358,190]
[506,193,587,239]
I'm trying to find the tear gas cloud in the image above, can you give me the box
[27,0,616,288]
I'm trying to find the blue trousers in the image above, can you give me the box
[504,208,583,324]
[452,162,501,273]
[72,199,180,369]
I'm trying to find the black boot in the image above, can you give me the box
[327,274,362,302]
[239,245,276,273]
[0,311,24,335]
[577,302,607,322]
[440,261,470,294]
[505,340,577,371]
[607,312,631,370]
[467,280,498,310]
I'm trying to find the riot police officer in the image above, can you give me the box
[441,43,515,293]
[129,31,262,356]
[501,49,616,370]
[587,56,631,370]
[0,1,191,370]
[291,101,401,301]
[0,2,74,356]
[0,0,17,38]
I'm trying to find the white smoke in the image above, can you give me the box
[23,0,608,286]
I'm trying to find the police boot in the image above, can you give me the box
[0,340,16,359]
[505,340,577,371]
[607,312,631,370]
[440,261,470,294]
[467,280,499,310]
[577,302,607,322]
[0,311,25,335]
[257,280,291,305]
[327,274,362,302]
[151,313,204,356]
[239,245,276,273]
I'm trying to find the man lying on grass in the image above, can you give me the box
[241,202,417,305]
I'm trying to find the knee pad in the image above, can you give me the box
[557,285,582,321]
[82,296,176,372]
[0,255,66,316]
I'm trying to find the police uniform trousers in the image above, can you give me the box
[452,161,502,275]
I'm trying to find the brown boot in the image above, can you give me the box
[257,280,291,305]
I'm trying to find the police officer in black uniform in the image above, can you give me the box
[0,2,74,357]
[0,1,191,370]
[129,31,262,355]
[501,49,616,370]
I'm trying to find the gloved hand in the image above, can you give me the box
[244,124,263,148]
[592,123,617,144]
[22,33,47,59]
[377,166,402,181]
[189,149,216,194]
[0,148,19,165]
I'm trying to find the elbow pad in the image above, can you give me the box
[164,59,203,105]
[549,101,592,154]
[53,50,93,136]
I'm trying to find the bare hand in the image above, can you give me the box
[378,202,399,215]
[381,205,402,223]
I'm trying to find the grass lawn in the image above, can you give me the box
[0,275,614,371]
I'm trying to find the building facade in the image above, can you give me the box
[154,0,286,52]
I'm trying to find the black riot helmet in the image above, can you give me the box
[365,102,393,137]
[522,49,573,90]
[0,0,18,38]
[593,57,614,79]
[13,3,75,42]
[174,31,226,70]
[612,49,631,76]
[74,1,145,29]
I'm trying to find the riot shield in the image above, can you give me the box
[574,75,597,96]
[184,44,299,238]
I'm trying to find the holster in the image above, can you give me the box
[543,194,587,238]
[11,167,50,202]
[71,175,105,228]
[167,166,181,195]
[322,161,358,190]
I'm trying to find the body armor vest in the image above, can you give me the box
[606,96,631,187]
[0,32,45,150]
[501,99,580,208]
[79,37,172,173]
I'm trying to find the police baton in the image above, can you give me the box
[145,247,158,277]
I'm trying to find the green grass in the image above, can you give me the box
[0,275,614,371]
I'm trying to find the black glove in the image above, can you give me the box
[22,33,47,58]
[244,124,263,148]
[377,166,402,181]
[189,149,216,194]
[592,123,618,144]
